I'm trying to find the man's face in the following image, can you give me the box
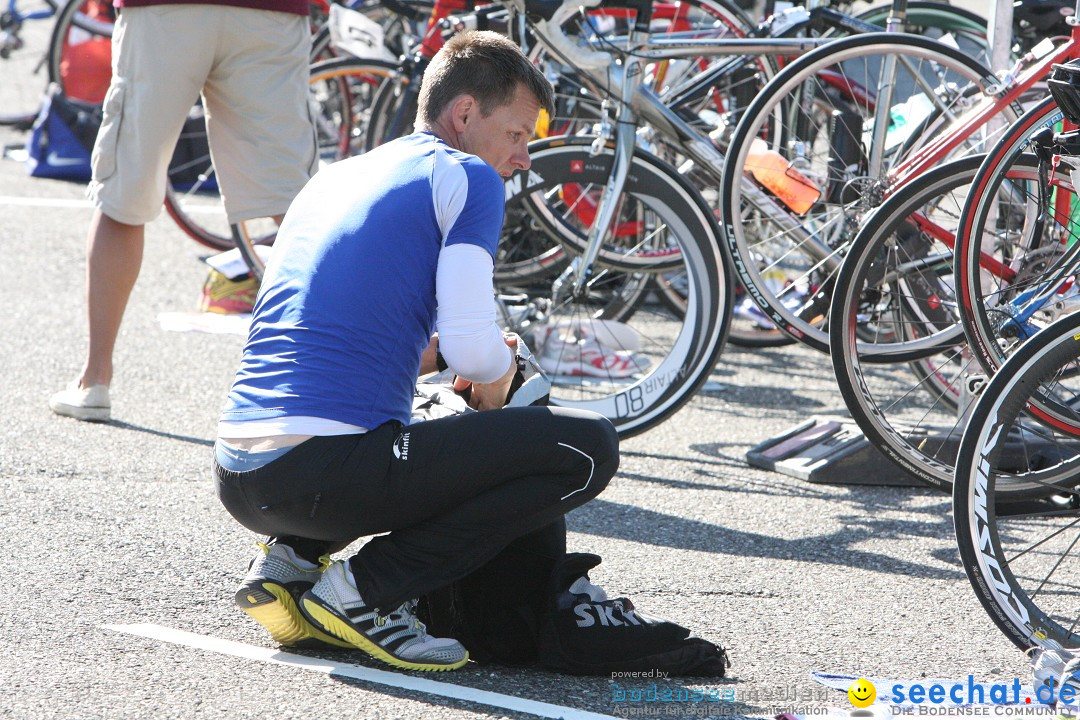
[458,84,540,178]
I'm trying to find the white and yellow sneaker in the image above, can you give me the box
[301,560,468,671]
[235,542,352,649]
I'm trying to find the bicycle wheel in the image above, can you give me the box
[830,155,999,492]
[499,136,733,437]
[0,0,57,126]
[688,1,987,348]
[721,32,1009,354]
[953,310,1080,651]
[954,96,1075,375]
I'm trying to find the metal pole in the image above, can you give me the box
[987,0,1013,75]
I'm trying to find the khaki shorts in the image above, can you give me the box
[89,5,318,225]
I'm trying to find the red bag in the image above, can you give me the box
[58,0,114,105]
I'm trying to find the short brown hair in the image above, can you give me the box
[417,30,555,125]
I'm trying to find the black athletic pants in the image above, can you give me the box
[215,406,618,612]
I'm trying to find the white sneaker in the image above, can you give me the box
[49,381,110,422]
[300,560,468,671]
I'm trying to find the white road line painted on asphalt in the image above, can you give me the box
[0,195,94,208]
[103,623,622,720]
[0,196,225,214]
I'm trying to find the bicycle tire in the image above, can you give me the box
[0,0,57,126]
[953,96,1073,375]
[829,155,999,492]
[953,310,1080,651]
[853,1,989,64]
[720,32,1009,354]
[499,136,733,437]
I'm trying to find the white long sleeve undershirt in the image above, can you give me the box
[435,243,514,384]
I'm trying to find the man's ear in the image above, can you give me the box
[448,94,478,133]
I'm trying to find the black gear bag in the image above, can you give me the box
[418,551,730,677]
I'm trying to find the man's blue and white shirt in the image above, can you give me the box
[220,131,505,430]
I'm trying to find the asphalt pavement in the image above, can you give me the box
[0,104,1033,720]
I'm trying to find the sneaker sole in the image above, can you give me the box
[49,400,110,423]
[301,596,468,671]
[235,581,353,649]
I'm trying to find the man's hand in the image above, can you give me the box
[453,334,519,411]
[419,334,440,376]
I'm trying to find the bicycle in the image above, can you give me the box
[382,0,992,349]
[827,152,1060,491]
[942,47,1080,655]
[717,0,1075,355]
[470,0,972,434]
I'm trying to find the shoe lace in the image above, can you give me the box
[405,599,428,633]
[255,541,271,555]
[317,554,332,572]
[369,600,429,636]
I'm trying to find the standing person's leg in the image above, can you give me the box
[83,212,142,388]
[200,6,317,227]
[50,212,144,421]
[50,6,213,421]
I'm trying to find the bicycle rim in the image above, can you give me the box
[830,156,983,491]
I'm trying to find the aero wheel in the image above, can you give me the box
[954,311,1080,650]
[499,136,732,437]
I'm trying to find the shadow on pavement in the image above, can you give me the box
[574,498,961,581]
[109,420,215,447]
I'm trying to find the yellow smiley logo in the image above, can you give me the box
[848,678,876,708]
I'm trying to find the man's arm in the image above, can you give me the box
[435,243,515,410]
[452,334,518,410]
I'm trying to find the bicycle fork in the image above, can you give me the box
[552,51,641,303]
